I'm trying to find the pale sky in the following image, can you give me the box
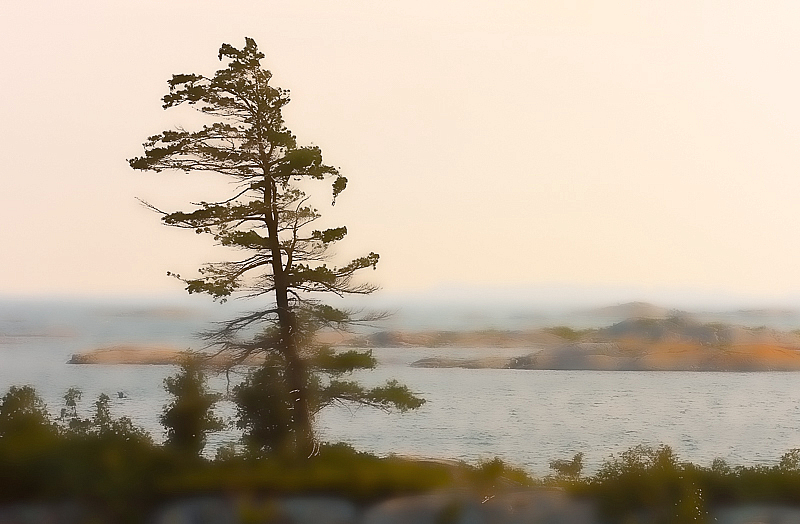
[2,1,800,306]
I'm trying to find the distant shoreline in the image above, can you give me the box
[70,314,800,372]
[410,344,800,372]
[69,343,800,372]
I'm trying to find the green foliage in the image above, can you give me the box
[595,444,678,481]
[779,448,800,471]
[62,386,81,417]
[468,457,534,495]
[549,452,584,480]
[584,445,708,523]
[13,397,800,524]
[710,456,731,475]
[0,385,60,481]
[567,445,800,521]
[233,358,298,457]
[171,442,458,502]
[92,393,152,443]
[161,357,224,457]
[93,393,112,430]
[0,386,161,521]
[312,347,376,374]
[543,326,593,341]
[312,226,348,244]
[357,379,426,413]
[54,388,150,443]
[0,385,54,439]
[233,346,424,456]
[316,378,425,413]
[58,387,92,433]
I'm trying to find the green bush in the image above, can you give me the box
[161,357,224,457]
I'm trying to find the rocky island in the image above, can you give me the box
[410,316,800,371]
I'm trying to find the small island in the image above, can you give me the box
[68,345,261,367]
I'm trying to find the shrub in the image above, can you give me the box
[161,357,224,457]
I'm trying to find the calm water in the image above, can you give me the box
[317,348,800,474]
[3,302,800,476]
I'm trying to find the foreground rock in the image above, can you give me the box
[361,489,596,524]
[0,492,597,524]
[152,496,359,524]
[148,490,599,524]
[7,495,799,524]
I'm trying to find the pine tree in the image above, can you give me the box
[131,38,422,455]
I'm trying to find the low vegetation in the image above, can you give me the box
[543,326,594,341]
[5,375,800,523]
[0,378,522,521]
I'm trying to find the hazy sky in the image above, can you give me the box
[2,1,800,306]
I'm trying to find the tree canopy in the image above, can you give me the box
[130,38,422,455]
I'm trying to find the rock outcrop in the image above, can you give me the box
[413,317,800,371]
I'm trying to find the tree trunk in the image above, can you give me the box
[264,176,315,456]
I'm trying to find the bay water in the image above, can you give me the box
[2,300,800,476]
